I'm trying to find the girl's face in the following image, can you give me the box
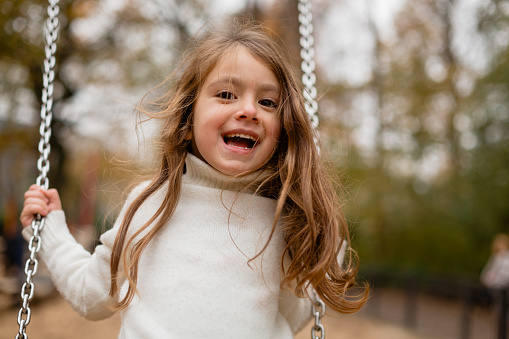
[188,47,281,176]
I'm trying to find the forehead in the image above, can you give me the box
[203,47,280,90]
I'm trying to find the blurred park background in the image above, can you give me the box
[1,0,508,338]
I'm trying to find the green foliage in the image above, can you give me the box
[331,0,509,281]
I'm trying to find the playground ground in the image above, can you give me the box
[0,289,440,339]
[0,264,502,339]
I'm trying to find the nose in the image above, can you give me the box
[235,99,259,123]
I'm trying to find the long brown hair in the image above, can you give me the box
[110,18,368,313]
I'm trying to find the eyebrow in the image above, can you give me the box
[207,75,280,94]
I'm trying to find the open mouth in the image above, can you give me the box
[223,133,258,149]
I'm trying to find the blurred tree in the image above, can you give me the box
[468,0,509,233]
[312,0,509,279]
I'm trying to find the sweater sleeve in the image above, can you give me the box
[21,184,145,320]
[22,210,116,320]
[278,286,313,334]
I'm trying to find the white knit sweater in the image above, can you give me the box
[23,154,312,338]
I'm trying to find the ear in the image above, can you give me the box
[184,128,193,141]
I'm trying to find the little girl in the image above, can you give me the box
[21,20,367,338]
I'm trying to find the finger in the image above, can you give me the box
[24,190,49,204]
[43,188,62,210]
[43,188,60,201]
[24,197,49,211]
[20,204,48,228]
[25,197,50,212]
[22,204,48,217]
[20,214,34,228]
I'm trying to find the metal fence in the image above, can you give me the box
[362,270,508,339]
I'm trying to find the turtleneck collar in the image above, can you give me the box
[183,153,272,193]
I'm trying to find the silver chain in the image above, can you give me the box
[311,291,326,339]
[298,1,326,338]
[298,0,319,131]
[15,1,60,338]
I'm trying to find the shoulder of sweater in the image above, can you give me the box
[128,181,151,199]
[124,180,167,205]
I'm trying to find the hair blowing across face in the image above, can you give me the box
[109,18,368,314]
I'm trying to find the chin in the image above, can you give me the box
[219,167,247,176]
[216,162,255,176]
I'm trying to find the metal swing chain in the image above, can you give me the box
[15,1,60,338]
[311,291,326,339]
[298,0,319,135]
[298,1,326,338]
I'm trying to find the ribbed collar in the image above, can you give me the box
[183,153,271,193]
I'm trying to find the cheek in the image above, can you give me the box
[267,116,281,144]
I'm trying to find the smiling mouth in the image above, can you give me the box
[223,133,258,149]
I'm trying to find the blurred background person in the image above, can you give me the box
[481,233,509,339]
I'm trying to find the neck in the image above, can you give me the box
[184,153,271,193]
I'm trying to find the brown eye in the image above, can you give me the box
[218,91,236,100]
[259,99,278,108]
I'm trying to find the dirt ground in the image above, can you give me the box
[0,292,434,339]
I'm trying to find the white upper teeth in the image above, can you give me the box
[225,133,257,141]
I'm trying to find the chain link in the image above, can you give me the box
[298,0,319,132]
[311,291,326,339]
[15,1,60,338]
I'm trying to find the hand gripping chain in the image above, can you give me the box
[15,1,60,338]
